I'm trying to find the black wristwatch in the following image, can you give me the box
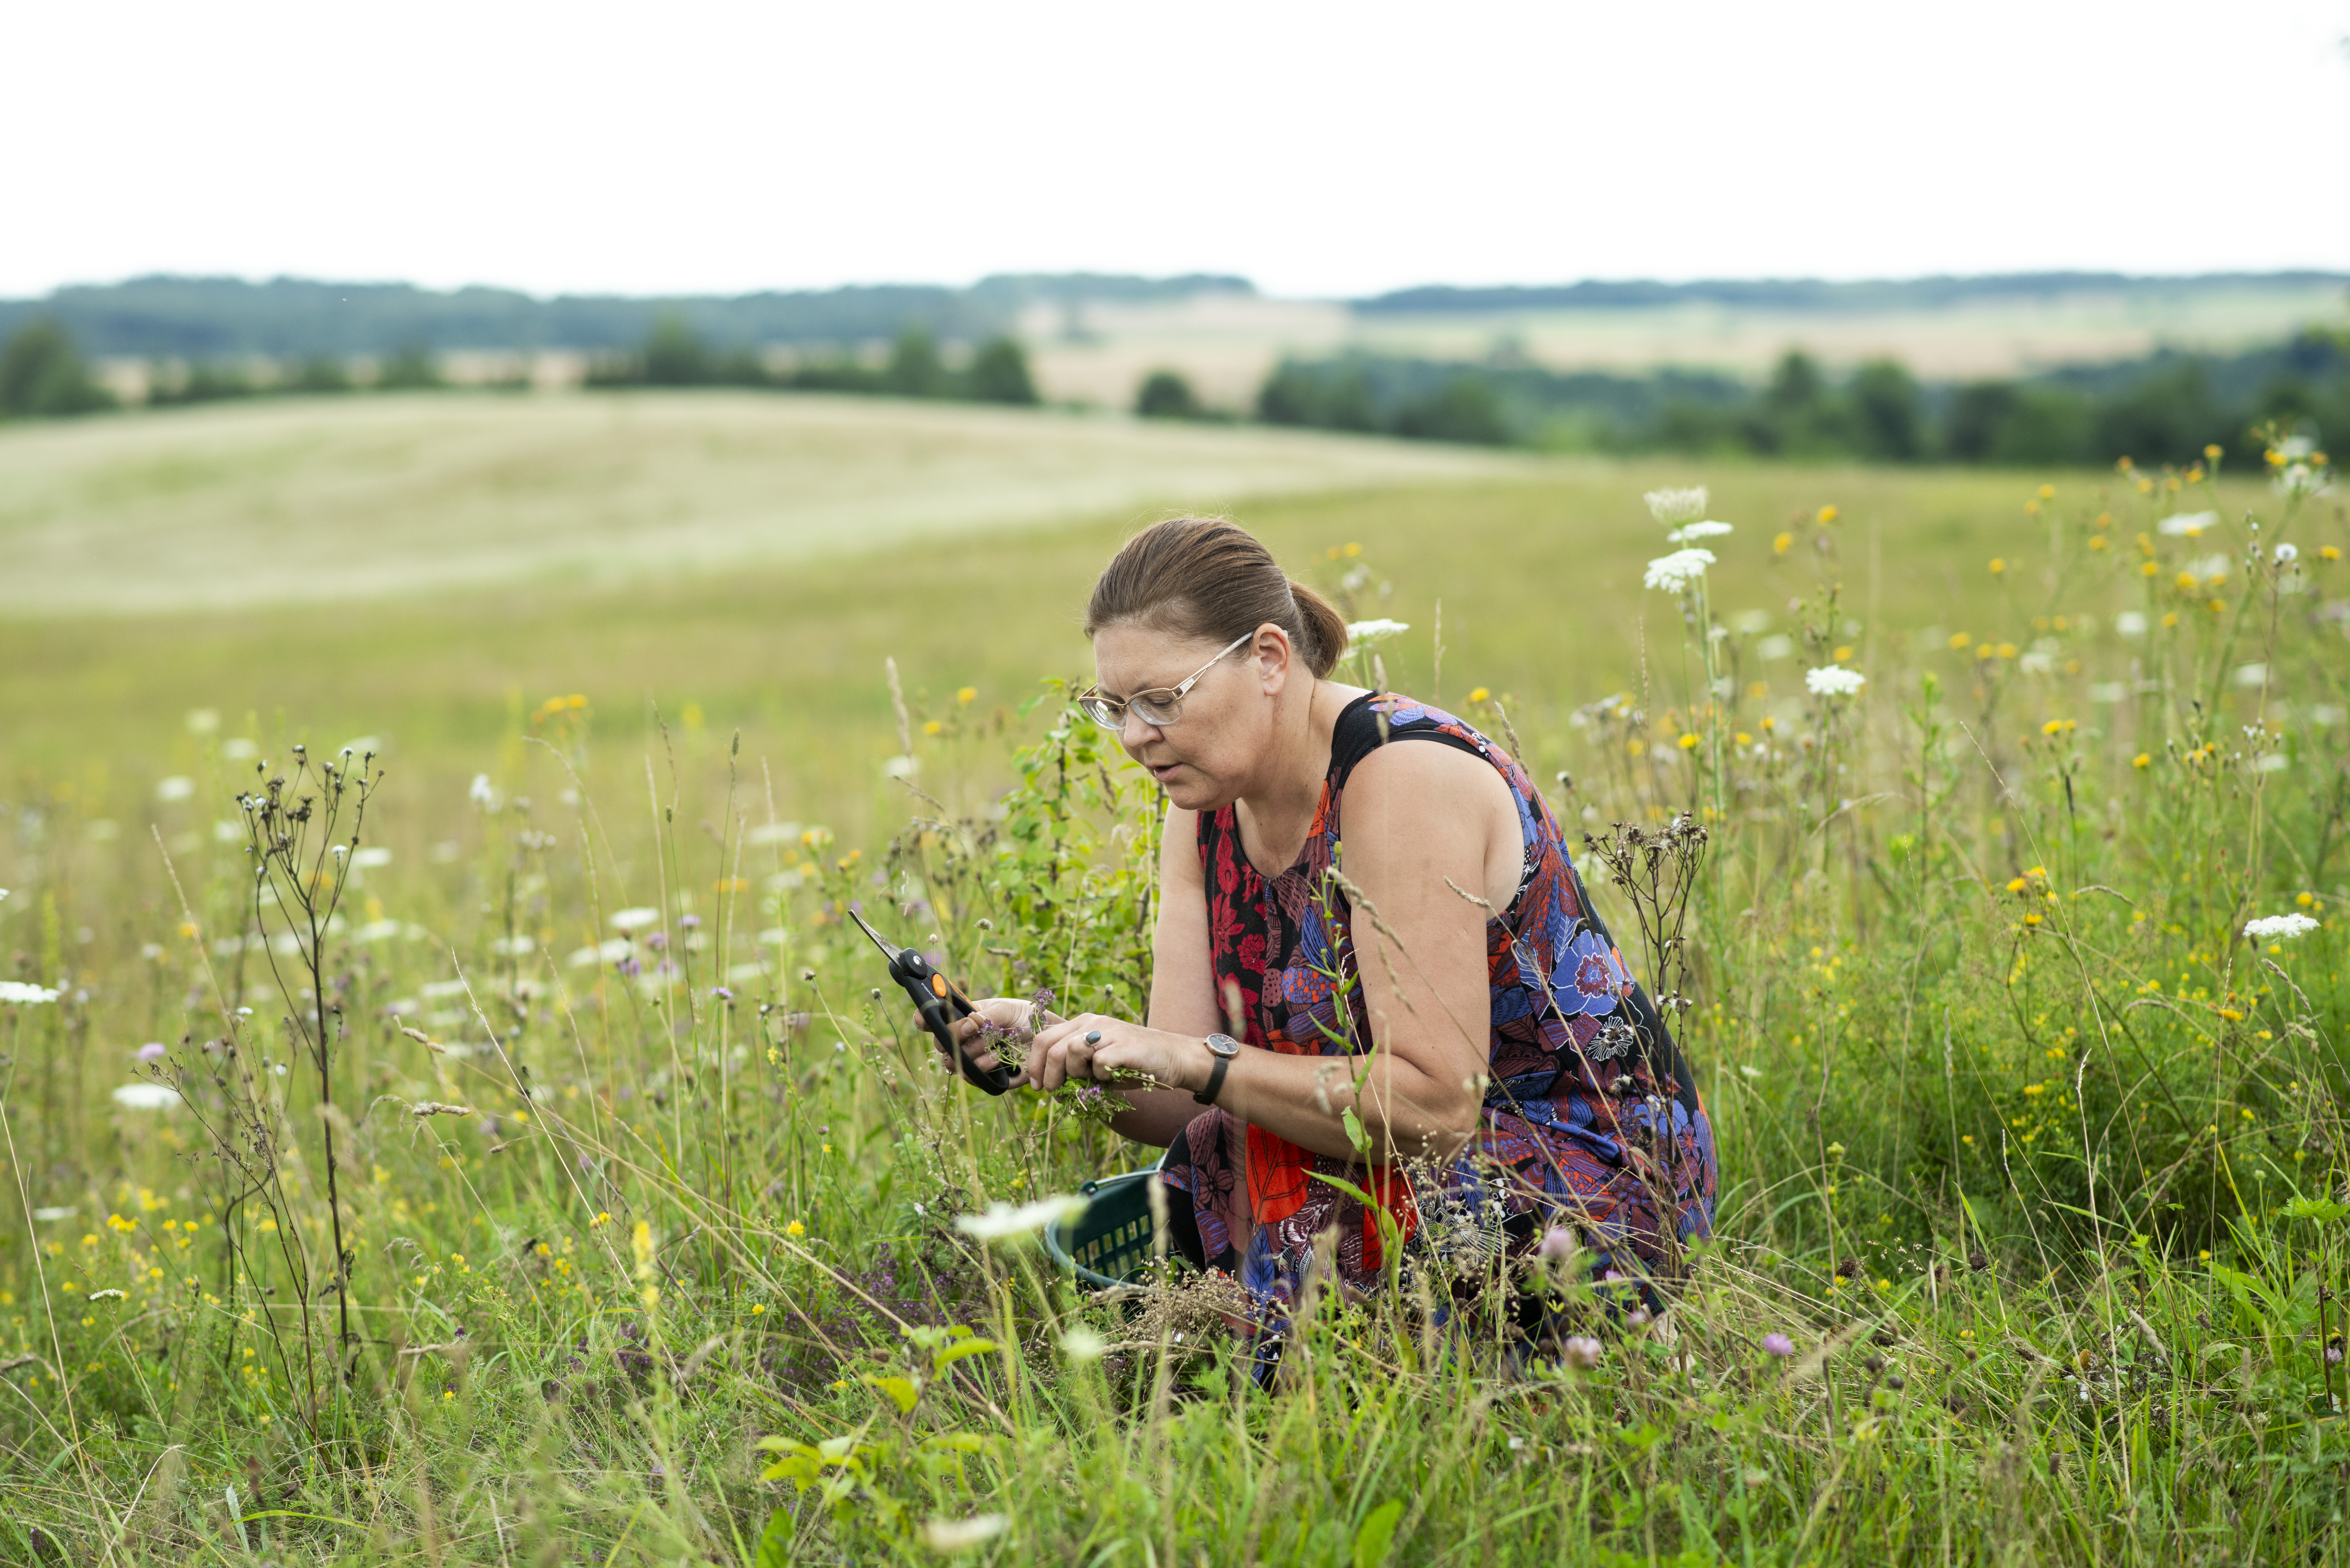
[1194,1032,1241,1105]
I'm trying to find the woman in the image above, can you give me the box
[953,516,1716,1333]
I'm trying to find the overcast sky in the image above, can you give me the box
[7,0,2345,301]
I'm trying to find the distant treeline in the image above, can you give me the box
[1236,331,2350,467]
[0,273,1252,359]
[581,317,1039,405]
[1357,271,2350,315]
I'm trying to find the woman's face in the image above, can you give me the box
[1090,619,1289,811]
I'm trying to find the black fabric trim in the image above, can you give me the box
[1328,690,1486,792]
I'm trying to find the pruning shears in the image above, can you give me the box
[848,909,1013,1095]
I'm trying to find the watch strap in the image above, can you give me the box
[1193,1050,1232,1106]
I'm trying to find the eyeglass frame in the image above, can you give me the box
[1077,631,1256,732]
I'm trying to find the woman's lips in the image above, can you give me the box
[1148,761,1181,781]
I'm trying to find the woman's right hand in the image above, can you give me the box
[945,996,1045,1075]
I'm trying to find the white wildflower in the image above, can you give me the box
[1668,520,1734,544]
[1345,618,1412,646]
[469,773,497,808]
[1643,548,1715,593]
[2244,913,2320,941]
[112,1084,180,1110]
[31,1207,72,1223]
[1643,487,1709,525]
[610,907,662,932]
[2276,542,2300,564]
[1059,1326,1108,1360]
[185,708,220,733]
[920,1514,1009,1552]
[954,1193,1088,1241]
[155,776,195,802]
[351,846,393,869]
[2114,611,2148,638]
[881,755,920,779]
[2157,511,2217,537]
[1805,666,1866,697]
[0,981,61,1005]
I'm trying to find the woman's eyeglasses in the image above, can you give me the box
[1077,633,1253,732]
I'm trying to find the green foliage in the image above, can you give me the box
[1135,369,1202,419]
[0,318,115,418]
[964,336,1039,405]
[374,340,444,390]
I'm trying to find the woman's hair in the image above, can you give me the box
[1085,516,1349,679]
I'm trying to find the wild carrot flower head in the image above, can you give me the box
[1643,487,1709,525]
[2244,913,2320,941]
[1806,666,1866,697]
[0,981,61,1005]
[1644,548,1715,593]
[1668,520,1734,544]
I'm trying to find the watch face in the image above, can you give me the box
[1205,1032,1241,1058]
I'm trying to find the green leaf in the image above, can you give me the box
[754,1504,796,1568]
[861,1374,921,1413]
[933,1338,999,1371]
[1341,1108,1370,1155]
[1353,1499,1404,1568]
[2284,1197,2350,1222]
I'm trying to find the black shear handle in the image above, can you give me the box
[891,952,1013,1096]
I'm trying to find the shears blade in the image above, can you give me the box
[846,907,900,959]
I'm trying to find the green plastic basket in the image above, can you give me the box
[1044,1159,1174,1290]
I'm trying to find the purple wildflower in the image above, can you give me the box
[711,986,734,1001]
[679,914,701,930]
[1560,1336,1603,1370]
[136,1042,168,1063]
[1537,1226,1577,1260]
[1762,1333,1795,1357]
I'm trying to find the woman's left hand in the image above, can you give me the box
[1020,1012,1207,1095]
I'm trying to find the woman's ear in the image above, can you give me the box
[1252,623,1295,696]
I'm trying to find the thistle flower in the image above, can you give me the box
[1668,520,1734,544]
[135,1042,167,1063]
[2244,913,2320,941]
[1763,1332,1795,1357]
[1806,666,1866,697]
[1644,548,1715,593]
[1643,487,1709,525]
[1560,1335,1604,1370]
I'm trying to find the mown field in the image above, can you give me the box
[1,392,2345,1564]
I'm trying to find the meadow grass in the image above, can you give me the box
[1,413,2347,1564]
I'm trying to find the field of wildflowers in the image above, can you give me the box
[1,433,2346,1564]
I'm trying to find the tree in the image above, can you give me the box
[1847,359,1924,461]
[966,337,1039,404]
[0,319,115,418]
[376,340,444,390]
[642,313,713,386]
[1135,369,1201,419]
[884,328,947,397]
[1394,375,1510,445]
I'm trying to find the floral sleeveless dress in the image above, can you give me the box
[1158,693,1717,1329]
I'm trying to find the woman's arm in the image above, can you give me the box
[1022,741,1511,1164]
[1110,801,1221,1146]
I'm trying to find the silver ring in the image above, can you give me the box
[1084,1030,1102,1046]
